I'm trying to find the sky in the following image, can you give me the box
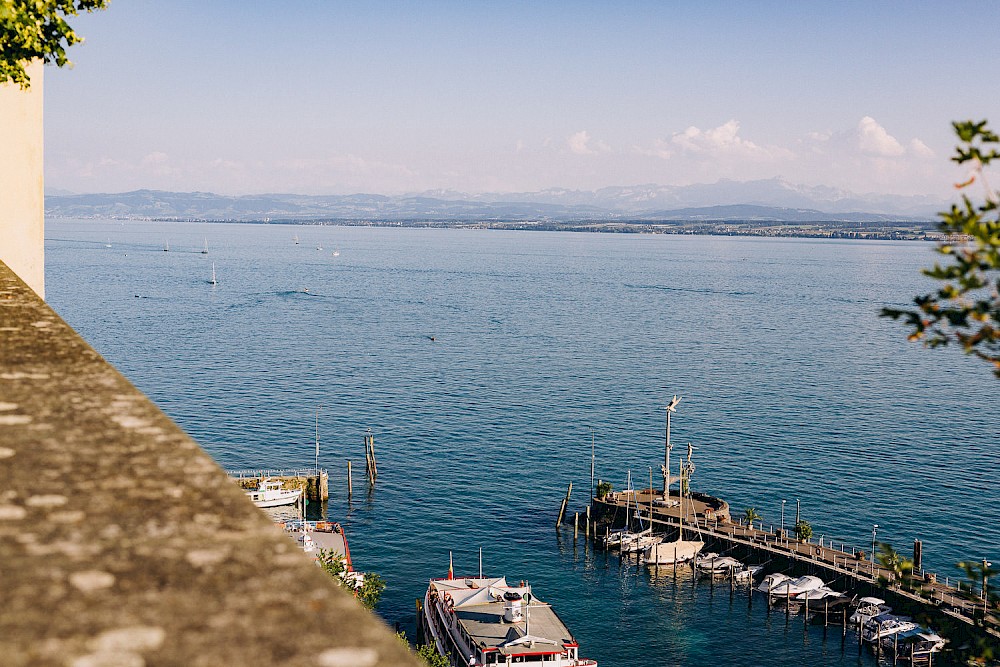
[41,1,1000,198]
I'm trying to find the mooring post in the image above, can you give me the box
[585,506,591,538]
[803,590,809,626]
[347,460,353,497]
[574,512,579,539]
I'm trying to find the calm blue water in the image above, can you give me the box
[46,220,998,667]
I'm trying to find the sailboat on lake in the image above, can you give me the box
[210,263,217,286]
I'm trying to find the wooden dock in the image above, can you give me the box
[592,491,999,641]
[229,468,330,502]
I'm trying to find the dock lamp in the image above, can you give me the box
[984,559,993,604]
[780,499,786,537]
[872,524,879,560]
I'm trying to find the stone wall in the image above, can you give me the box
[0,260,418,666]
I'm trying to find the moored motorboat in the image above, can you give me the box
[696,554,742,575]
[421,571,597,666]
[757,572,791,594]
[862,613,918,643]
[884,627,947,660]
[849,596,891,626]
[621,530,663,554]
[246,478,302,508]
[767,575,825,598]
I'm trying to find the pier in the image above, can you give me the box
[591,490,1000,641]
[228,468,330,502]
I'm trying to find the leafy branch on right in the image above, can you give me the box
[882,120,1000,378]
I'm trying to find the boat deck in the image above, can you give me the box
[429,577,578,657]
[282,520,351,567]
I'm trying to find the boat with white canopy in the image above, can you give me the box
[421,555,596,667]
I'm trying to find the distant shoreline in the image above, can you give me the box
[48,215,941,242]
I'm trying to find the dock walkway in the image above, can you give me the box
[594,493,999,638]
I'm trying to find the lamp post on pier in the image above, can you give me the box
[871,524,879,560]
[662,396,681,497]
[984,558,992,611]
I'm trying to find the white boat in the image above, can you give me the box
[767,575,825,598]
[757,572,791,594]
[602,528,631,549]
[792,586,844,602]
[293,234,300,245]
[246,479,302,508]
[332,248,340,257]
[210,263,217,286]
[201,239,209,254]
[621,530,662,554]
[422,572,596,667]
[642,459,703,566]
[734,564,765,583]
[884,627,947,658]
[603,471,650,551]
[696,554,743,575]
[849,596,891,626]
[862,613,918,643]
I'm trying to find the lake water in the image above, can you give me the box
[45,220,998,666]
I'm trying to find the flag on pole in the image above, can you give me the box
[448,551,454,580]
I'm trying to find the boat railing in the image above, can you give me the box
[228,468,328,478]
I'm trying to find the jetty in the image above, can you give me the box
[591,488,999,640]
[228,468,330,502]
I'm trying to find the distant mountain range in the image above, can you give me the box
[45,179,945,223]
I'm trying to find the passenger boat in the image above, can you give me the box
[246,478,302,508]
[421,567,596,666]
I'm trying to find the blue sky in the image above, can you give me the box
[43,1,1000,197]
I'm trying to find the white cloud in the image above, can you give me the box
[140,151,169,166]
[643,120,793,161]
[566,130,610,155]
[857,116,905,157]
[909,138,935,158]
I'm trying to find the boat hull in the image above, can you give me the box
[643,539,704,565]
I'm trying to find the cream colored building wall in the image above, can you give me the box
[0,61,45,298]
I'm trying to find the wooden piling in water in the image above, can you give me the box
[364,430,378,484]
[347,460,353,497]
[556,482,573,527]
[574,512,579,539]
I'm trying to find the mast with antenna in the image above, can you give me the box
[662,396,681,496]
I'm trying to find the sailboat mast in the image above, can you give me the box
[648,466,653,525]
